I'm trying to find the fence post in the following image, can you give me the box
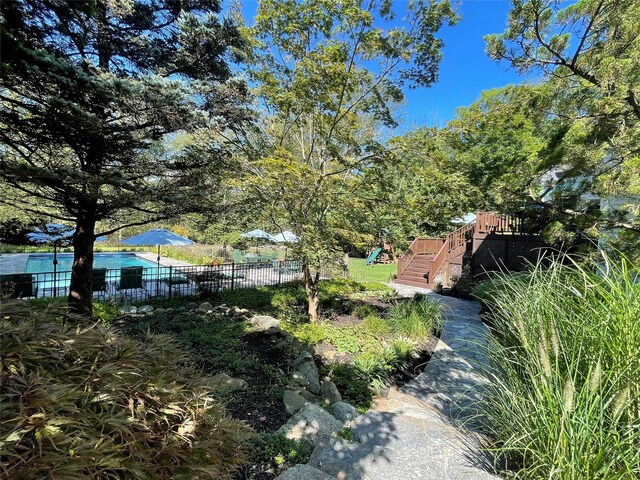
[168,265,172,300]
[231,262,235,290]
[278,264,282,285]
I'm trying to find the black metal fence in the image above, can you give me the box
[0,260,305,304]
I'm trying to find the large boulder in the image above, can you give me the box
[320,381,342,406]
[275,465,335,480]
[277,403,342,445]
[290,371,310,388]
[250,315,281,335]
[283,390,308,414]
[331,402,360,425]
[186,302,199,311]
[137,305,154,314]
[293,352,320,394]
[210,373,248,394]
[199,302,213,311]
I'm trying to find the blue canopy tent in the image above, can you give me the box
[241,229,274,254]
[121,228,195,296]
[27,224,106,295]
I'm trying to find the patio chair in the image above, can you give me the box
[91,268,110,300]
[113,266,149,302]
[0,273,38,299]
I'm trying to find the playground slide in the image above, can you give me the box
[366,247,383,265]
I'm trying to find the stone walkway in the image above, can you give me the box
[305,285,498,480]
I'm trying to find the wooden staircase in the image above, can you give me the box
[395,211,532,289]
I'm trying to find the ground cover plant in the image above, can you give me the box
[0,301,250,480]
[474,255,640,479]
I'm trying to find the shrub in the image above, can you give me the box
[476,254,640,478]
[362,315,390,337]
[353,303,378,319]
[0,301,250,479]
[249,433,313,471]
[386,298,441,340]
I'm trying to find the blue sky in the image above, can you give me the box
[240,0,532,129]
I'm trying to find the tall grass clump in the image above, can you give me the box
[386,297,441,341]
[0,301,250,480]
[474,254,640,479]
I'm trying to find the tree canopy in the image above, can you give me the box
[0,0,250,313]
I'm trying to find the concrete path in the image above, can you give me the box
[307,286,498,480]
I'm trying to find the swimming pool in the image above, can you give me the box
[24,253,160,292]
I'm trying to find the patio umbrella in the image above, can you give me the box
[271,230,299,259]
[241,229,274,254]
[27,224,106,296]
[121,228,195,296]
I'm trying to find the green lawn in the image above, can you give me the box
[348,258,397,283]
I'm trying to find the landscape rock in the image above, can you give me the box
[293,352,321,394]
[229,306,242,316]
[120,306,137,314]
[320,381,342,405]
[251,315,281,335]
[283,390,308,414]
[212,304,227,312]
[199,302,213,311]
[289,371,309,388]
[331,402,360,424]
[186,302,199,311]
[276,403,342,445]
[275,464,336,480]
[238,308,250,315]
[210,373,248,394]
[154,307,166,315]
[138,305,154,314]
[194,307,207,314]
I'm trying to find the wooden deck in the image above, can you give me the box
[395,211,543,288]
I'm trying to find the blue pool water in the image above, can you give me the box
[25,253,160,291]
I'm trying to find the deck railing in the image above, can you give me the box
[476,211,525,235]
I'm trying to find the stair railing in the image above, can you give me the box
[476,211,524,235]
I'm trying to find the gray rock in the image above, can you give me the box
[277,403,342,445]
[230,306,242,316]
[238,308,250,315]
[194,307,207,314]
[199,302,213,311]
[137,304,153,314]
[290,371,309,388]
[210,373,248,394]
[186,302,199,311]
[293,352,321,394]
[128,306,138,314]
[331,401,359,424]
[212,304,227,312]
[283,390,308,414]
[321,381,342,405]
[154,307,166,315]
[251,315,281,335]
[275,464,335,480]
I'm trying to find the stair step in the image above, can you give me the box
[394,279,432,288]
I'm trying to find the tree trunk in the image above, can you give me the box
[303,262,319,323]
[68,218,96,316]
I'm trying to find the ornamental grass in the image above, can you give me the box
[474,254,640,479]
[0,301,250,480]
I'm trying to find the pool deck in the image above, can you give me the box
[0,252,192,276]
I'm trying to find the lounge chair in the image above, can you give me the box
[164,268,199,297]
[113,266,148,301]
[92,268,110,300]
[0,273,38,298]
